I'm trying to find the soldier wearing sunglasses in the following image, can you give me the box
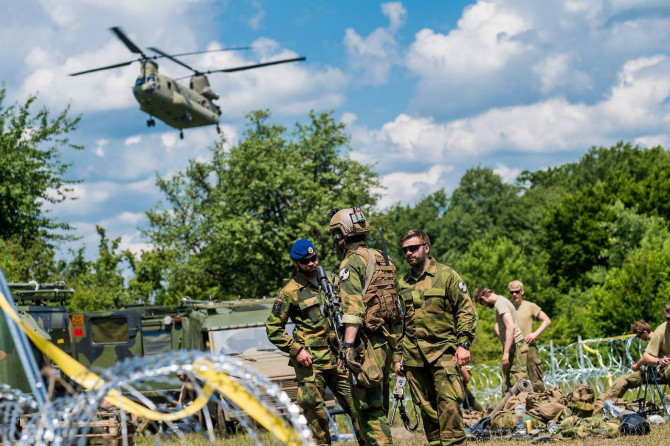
[266,238,362,445]
[397,229,476,446]
[506,280,551,392]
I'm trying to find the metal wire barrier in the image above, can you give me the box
[468,335,648,405]
[0,351,313,446]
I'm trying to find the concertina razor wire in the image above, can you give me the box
[0,334,661,444]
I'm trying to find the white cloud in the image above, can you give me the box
[493,163,521,184]
[403,0,670,117]
[352,54,670,175]
[340,112,357,126]
[63,210,152,261]
[376,164,454,210]
[247,1,265,31]
[94,139,109,157]
[344,2,406,86]
[49,179,160,218]
[382,2,408,32]
[125,136,141,145]
[634,134,670,148]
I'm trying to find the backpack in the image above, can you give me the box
[619,413,651,436]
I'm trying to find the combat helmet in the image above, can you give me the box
[329,207,369,253]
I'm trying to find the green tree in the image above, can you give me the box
[0,237,57,281]
[586,206,670,336]
[373,190,447,276]
[0,87,82,243]
[61,226,134,312]
[436,168,526,261]
[139,110,380,302]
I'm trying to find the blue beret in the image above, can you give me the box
[290,239,316,261]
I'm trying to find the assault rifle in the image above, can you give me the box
[316,265,358,387]
[389,367,419,431]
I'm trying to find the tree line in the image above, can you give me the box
[3,88,670,361]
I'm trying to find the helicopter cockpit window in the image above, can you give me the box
[135,77,145,86]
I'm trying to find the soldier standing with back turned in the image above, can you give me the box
[266,239,362,446]
[397,229,476,446]
[329,207,402,446]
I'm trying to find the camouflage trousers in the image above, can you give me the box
[350,334,393,446]
[502,341,529,395]
[527,344,545,392]
[594,365,670,412]
[405,353,466,446]
[295,365,362,445]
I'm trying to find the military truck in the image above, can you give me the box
[70,304,206,369]
[0,282,74,393]
[185,298,298,401]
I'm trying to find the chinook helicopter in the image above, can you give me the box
[70,27,305,139]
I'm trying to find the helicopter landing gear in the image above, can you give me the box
[147,118,155,127]
[179,130,184,140]
[216,125,221,134]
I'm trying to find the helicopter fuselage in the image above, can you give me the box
[132,64,220,130]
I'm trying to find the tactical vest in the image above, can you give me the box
[354,247,402,332]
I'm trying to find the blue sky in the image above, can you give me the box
[4,0,670,258]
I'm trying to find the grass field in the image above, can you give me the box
[134,421,670,445]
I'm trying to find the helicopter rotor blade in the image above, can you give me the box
[69,60,136,76]
[110,27,148,58]
[168,47,252,57]
[207,57,306,74]
[148,47,197,73]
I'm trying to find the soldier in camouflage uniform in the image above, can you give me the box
[473,287,529,395]
[397,229,476,446]
[266,239,362,445]
[329,207,402,446]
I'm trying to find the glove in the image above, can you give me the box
[344,347,363,373]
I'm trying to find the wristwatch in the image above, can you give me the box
[458,342,471,351]
[341,342,356,349]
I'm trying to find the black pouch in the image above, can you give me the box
[620,413,651,435]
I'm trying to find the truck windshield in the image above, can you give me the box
[209,325,294,355]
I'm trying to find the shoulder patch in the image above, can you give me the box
[272,299,283,316]
[458,281,468,293]
[277,291,284,300]
[339,268,350,281]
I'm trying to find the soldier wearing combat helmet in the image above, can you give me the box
[266,239,362,445]
[329,207,401,446]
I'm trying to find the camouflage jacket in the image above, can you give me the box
[265,270,338,369]
[337,241,402,362]
[397,257,477,366]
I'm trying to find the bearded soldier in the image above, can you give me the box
[594,303,670,412]
[329,207,402,446]
[397,229,476,446]
[266,239,362,445]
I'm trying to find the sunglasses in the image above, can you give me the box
[402,243,425,254]
[509,290,522,295]
[298,255,318,265]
